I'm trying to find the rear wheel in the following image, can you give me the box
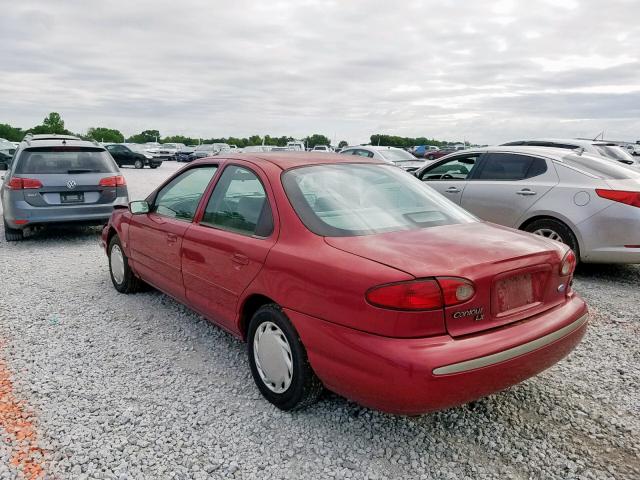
[150,165,158,169]
[134,159,144,169]
[3,219,23,242]
[247,305,323,411]
[524,218,579,258]
[108,235,141,293]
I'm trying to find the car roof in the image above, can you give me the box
[210,152,387,170]
[22,137,104,149]
[447,145,574,159]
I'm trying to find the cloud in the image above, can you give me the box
[0,0,639,144]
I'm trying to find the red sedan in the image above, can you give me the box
[101,153,588,415]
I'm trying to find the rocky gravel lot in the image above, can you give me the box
[0,162,638,479]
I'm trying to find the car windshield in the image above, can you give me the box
[282,164,476,237]
[563,153,640,179]
[195,144,214,151]
[380,149,417,162]
[593,145,635,162]
[16,147,118,174]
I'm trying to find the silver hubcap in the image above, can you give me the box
[533,228,564,243]
[253,322,293,393]
[110,245,125,284]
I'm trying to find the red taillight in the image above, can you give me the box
[99,175,126,187]
[7,177,43,190]
[596,189,640,208]
[560,250,576,276]
[366,277,475,311]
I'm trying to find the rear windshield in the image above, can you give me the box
[282,164,476,237]
[563,153,640,180]
[593,145,634,162]
[380,149,418,162]
[16,147,118,174]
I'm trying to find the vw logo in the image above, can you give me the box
[66,180,77,189]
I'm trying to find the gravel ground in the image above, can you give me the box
[0,162,638,479]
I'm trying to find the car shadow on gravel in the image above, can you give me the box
[574,263,640,284]
[14,224,103,242]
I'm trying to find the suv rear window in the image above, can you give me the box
[16,147,118,174]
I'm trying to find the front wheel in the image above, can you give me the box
[247,305,323,411]
[150,165,158,169]
[524,218,579,259]
[134,159,144,169]
[108,235,141,293]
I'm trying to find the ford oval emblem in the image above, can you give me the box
[66,180,77,189]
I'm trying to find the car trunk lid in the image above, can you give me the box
[325,222,569,337]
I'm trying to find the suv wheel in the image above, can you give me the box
[247,304,323,411]
[134,159,144,169]
[3,219,24,242]
[108,235,141,293]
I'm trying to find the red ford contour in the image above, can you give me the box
[101,153,588,415]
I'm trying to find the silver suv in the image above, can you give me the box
[1,134,129,241]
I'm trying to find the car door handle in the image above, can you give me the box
[166,233,178,244]
[516,189,537,196]
[232,253,249,266]
[445,187,461,193]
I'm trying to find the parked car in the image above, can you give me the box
[414,146,640,264]
[311,145,333,152]
[175,146,196,162]
[105,144,162,169]
[339,145,426,172]
[502,138,639,167]
[412,145,440,158]
[147,143,186,160]
[1,134,129,241]
[102,152,587,414]
[624,143,640,156]
[286,141,306,151]
[187,143,231,161]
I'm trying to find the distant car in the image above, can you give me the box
[148,143,186,160]
[339,146,426,172]
[187,143,231,161]
[175,146,196,162]
[105,144,162,169]
[502,138,639,167]
[311,145,333,153]
[414,146,640,264]
[102,152,586,414]
[286,141,306,151]
[1,134,129,241]
[624,143,640,156]
[412,145,440,158]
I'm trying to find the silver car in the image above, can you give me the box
[340,146,427,172]
[501,138,639,167]
[414,146,640,264]
[1,134,129,241]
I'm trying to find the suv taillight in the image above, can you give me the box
[99,175,126,187]
[596,189,640,208]
[7,177,43,190]
[366,277,475,311]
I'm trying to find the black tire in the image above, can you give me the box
[523,218,579,259]
[134,159,144,169]
[247,304,323,411]
[108,235,141,293]
[150,165,158,169]
[3,219,23,242]
[427,154,434,160]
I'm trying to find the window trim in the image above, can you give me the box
[420,153,483,181]
[149,165,220,222]
[197,163,275,239]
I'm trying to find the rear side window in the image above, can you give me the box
[202,166,273,237]
[16,147,118,174]
[477,153,547,180]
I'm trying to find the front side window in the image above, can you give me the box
[154,166,218,221]
[477,153,546,180]
[421,155,480,180]
[202,166,273,237]
[282,164,476,237]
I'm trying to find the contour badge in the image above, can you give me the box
[453,307,484,321]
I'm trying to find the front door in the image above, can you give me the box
[182,164,277,331]
[128,165,219,300]
[418,153,483,204]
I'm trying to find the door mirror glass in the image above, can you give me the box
[129,200,150,215]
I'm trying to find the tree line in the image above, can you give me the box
[1,113,455,149]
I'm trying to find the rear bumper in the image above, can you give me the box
[286,294,588,415]
[4,198,127,229]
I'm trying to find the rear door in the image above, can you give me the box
[12,146,121,207]
[182,164,277,330]
[460,152,558,227]
[127,165,219,301]
[417,153,483,204]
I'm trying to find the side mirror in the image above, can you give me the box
[0,162,7,171]
[129,200,150,215]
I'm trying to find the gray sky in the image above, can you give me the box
[1,0,639,144]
